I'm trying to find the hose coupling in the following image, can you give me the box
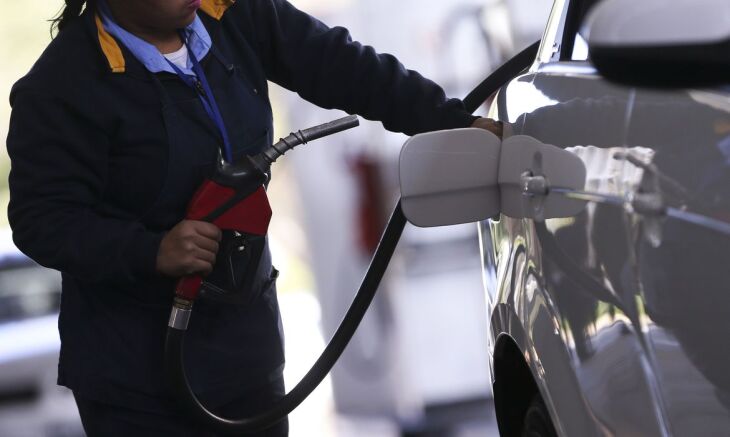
[168,297,194,331]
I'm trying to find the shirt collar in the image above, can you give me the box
[96,0,211,76]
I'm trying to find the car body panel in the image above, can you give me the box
[481,0,730,434]
[623,86,730,435]
[487,63,673,436]
[0,235,83,436]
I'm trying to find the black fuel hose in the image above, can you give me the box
[165,205,405,434]
[164,40,540,435]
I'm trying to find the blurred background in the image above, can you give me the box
[0,1,552,436]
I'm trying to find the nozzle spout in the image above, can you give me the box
[257,115,360,166]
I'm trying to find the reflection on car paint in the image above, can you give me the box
[565,146,653,195]
[504,77,559,123]
[488,68,673,436]
[488,61,730,435]
[483,0,730,433]
[624,87,730,435]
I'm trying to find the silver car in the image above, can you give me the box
[0,235,83,437]
[399,0,730,435]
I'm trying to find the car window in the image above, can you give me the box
[561,0,602,61]
[571,33,589,60]
[0,264,62,322]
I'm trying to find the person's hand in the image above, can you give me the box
[156,220,222,278]
[471,117,503,138]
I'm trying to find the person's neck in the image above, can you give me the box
[132,28,184,54]
[106,4,183,54]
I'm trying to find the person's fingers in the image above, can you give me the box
[471,117,503,138]
[192,221,222,241]
[192,234,220,254]
[188,258,214,276]
[156,220,223,278]
[193,246,217,265]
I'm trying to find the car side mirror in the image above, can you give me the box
[584,0,730,87]
[399,129,587,227]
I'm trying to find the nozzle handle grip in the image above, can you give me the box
[299,115,360,143]
[176,275,203,301]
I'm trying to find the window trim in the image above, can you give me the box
[560,0,584,61]
[535,0,571,67]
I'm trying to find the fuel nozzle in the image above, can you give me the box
[208,115,360,220]
[255,115,360,168]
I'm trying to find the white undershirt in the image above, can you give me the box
[163,44,190,70]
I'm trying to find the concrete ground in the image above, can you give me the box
[0,290,498,437]
[281,291,499,437]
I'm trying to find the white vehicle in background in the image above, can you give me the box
[0,231,83,437]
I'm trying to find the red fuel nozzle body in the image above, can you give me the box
[175,156,272,302]
[173,115,359,302]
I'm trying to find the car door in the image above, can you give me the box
[621,79,730,436]
[482,0,671,435]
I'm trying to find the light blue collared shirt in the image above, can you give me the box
[97,0,212,76]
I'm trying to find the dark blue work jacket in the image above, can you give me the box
[6,0,476,413]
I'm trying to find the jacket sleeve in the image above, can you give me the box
[7,90,164,284]
[241,0,477,136]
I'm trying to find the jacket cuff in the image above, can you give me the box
[123,230,165,279]
[434,98,479,132]
[443,111,480,131]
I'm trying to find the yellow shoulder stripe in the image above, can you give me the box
[200,0,236,20]
[95,14,125,73]
[94,1,233,72]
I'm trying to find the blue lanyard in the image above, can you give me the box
[166,37,233,163]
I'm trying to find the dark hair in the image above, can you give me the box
[51,0,94,35]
